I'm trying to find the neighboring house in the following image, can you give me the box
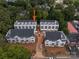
[69,46,78,55]
[75,7,79,16]
[72,20,79,32]
[68,33,79,46]
[6,29,35,43]
[14,20,37,31]
[44,31,68,47]
[40,20,59,31]
[67,22,78,33]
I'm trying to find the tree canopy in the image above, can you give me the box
[0,44,31,59]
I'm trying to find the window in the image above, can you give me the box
[55,26,58,29]
[21,40,24,43]
[61,43,64,46]
[15,26,17,29]
[26,40,28,42]
[31,22,33,24]
[56,41,59,46]
[8,40,10,42]
[45,26,47,29]
[52,26,54,29]
[41,26,43,29]
[48,26,51,29]
[46,44,48,46]
[52,43,54,45]
[25,40,28,43]
[31,40,34,42]
[12,40,15,43]
[18,26,21,29]
[26,22,28,24]
[33,26,35,29]
[29,26,31,29]
[26,26,28,29]
[31,26,33,29]
[22,26,24,29]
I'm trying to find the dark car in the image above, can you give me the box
[70,46,78,56]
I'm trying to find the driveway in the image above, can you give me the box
[32,32,45,59]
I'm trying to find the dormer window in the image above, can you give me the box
[52,43,54,45]
[48,26,51,29]
[18,26,21,29]
[31,37,34,39]
[21,40,24,43]
[29,26,31,29]
[12,40,15,43]
[8,40,10,42]
[52,26,54,29]
[26,40,28,42]
[45,26,47,29]
[61,43,64,46]
[31,40,34,42]
[56,26,58,29]
[33,26,35,29]
[41,26,43,29]
[22,26,24,29]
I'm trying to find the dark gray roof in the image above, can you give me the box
[40,20,59,25]
[45,31,61,41]
[6,29,34,38]
[68,33,79,41]
[16,20,35,22]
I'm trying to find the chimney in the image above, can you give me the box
[32,9,36,21]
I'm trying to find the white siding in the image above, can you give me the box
[45,31,67,47]
[45,40,65,47]
[7,36,35,44]
[14,21,37,30]
[40,20,59,31]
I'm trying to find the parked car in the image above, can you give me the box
[70,46,78,55]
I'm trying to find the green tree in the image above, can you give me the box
[74,0,79,8]
[55,4,63,10]
[0,44,31,59]
[0,6,12,34]
[36,8,48,20]
[63,0,74,5]
[63,5,75,21]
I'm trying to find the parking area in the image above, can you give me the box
[68,46,79,57]
[22,43,36,56]
[43,46,70,57]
